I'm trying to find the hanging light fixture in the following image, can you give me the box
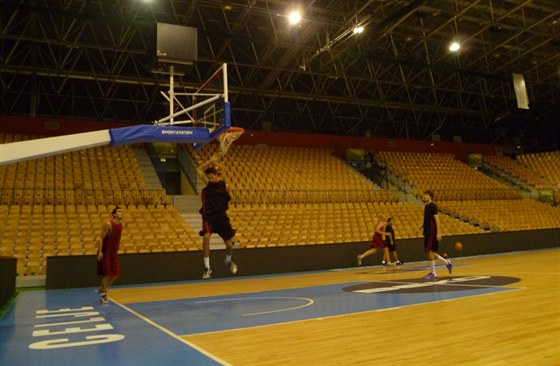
[449,41,461,52]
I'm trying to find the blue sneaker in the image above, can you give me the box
[423,272,437,280]
[446,259,453,274]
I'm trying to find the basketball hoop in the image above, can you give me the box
[217,126,244,155]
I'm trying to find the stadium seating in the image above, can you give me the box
[482,155,552,189]
[439,199,560,232]
[228,201,486,248]
[0,139,167,206]
[375,151,521,200]
[2,133,558,277]
[0,204,200,276]
[192,143,398,204]
[517,151,560,187]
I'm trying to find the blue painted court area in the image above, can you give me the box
[0,289,223,366]
[128,277,515,335]
[0,274,518,366]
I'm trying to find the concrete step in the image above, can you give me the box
[173,195,201,212]
[133,147,163,190]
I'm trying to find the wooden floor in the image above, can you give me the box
[110,249,560,366]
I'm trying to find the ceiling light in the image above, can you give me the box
[288,11,302,25]
[449,41,460,52]
[353,26,364,34]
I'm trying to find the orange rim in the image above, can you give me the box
[226,126,244,133]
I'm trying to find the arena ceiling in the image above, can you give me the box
[1,0,559,149]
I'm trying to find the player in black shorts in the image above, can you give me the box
[197,153,237,279]
[416,190,452,280]
[384,217,403,265]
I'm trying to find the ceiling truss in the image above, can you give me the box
[1,0,559,148]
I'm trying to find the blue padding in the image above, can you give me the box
[109,125,217,146]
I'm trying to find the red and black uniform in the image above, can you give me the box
[97,220,123,277]
[200,180,235,241]
[370,230,387,249]
[423,201,439,252]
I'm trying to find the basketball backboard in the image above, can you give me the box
[154,63,231,150]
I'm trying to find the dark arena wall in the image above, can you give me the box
[46,229,559,289]
[0,257,17,307]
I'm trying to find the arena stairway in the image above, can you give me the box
[133,146,164,190]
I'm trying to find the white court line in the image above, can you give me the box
[364,277,526,290]
[195,296,314,316]
[110,298,231,366]
[183,287,524,336]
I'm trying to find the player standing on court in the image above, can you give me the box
[416,190,452,279]
[357,217,391,266]
[97,206,123,304]
[384,217,403,265]
[197,153,237,279]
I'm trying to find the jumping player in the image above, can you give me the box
[416,190,452,280]
[97,206,123,304]
[197,153,237,279]
[357,217,391,266]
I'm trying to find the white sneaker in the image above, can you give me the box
[202,268,212,279]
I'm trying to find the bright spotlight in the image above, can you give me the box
[353,26,364,34]
[449,41,461,52]
[288,11,302,25]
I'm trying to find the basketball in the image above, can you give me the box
[214,162,224,175]
[454,242,463,251]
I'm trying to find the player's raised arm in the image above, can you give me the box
[197,153,220,184]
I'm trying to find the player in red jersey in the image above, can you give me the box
[97,206,123,304]
[356,217,391,266]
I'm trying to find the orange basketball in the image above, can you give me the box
[454,242,463,251]
[214,162,224,175]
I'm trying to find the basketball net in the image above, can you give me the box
[217,126,244,155]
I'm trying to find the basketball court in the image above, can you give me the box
[2,249,559,365]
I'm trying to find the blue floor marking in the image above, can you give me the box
[0,289,222,366]
[0,272,517,366]
[128,280,513,335]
